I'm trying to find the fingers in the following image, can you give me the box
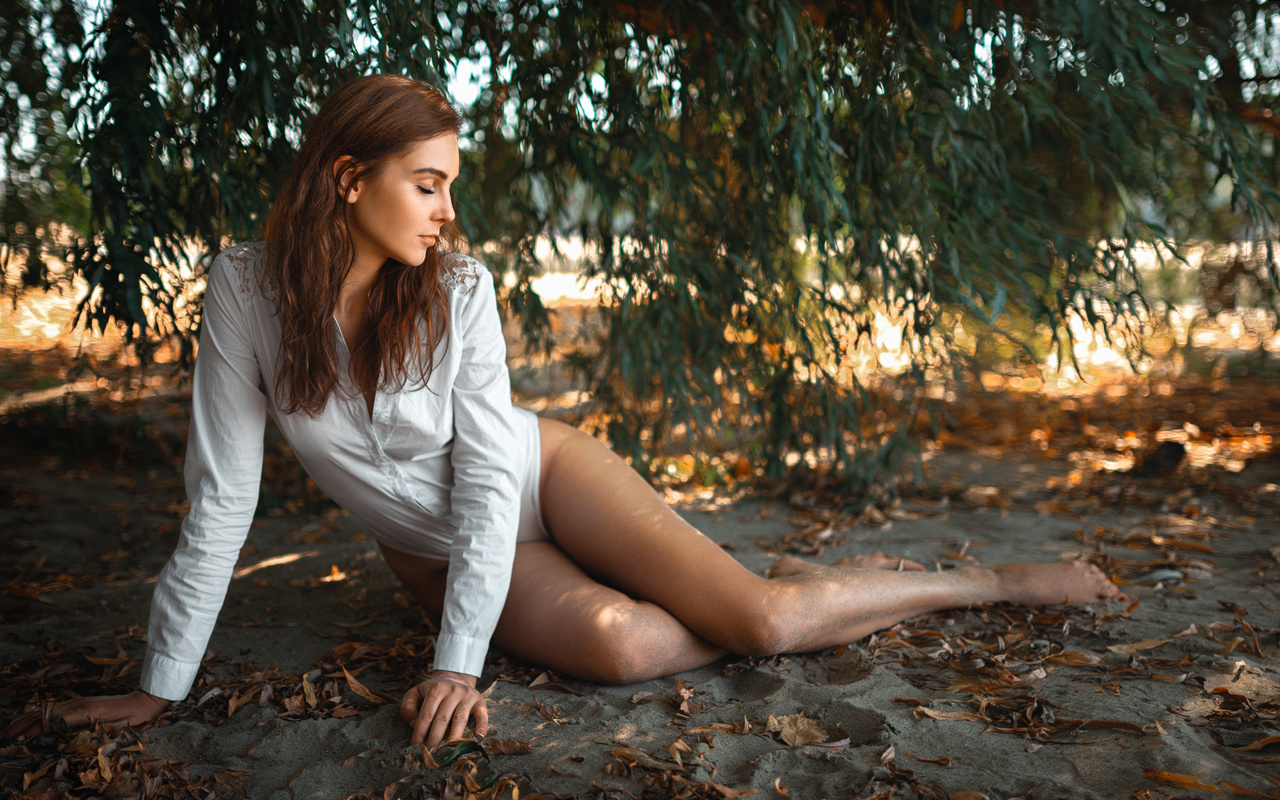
[445,700,470,743]
[2,710,44,740]
[3,692,169,741]
[3,700,84,740]
[400,686,422,725]
[404,679,487,747]
[411,702,448,747]
[55,701,97,730]
[472,698,489,739]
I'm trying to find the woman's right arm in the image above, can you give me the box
[141,250,269,700]
[3,251,268,739]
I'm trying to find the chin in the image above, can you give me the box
[397,248,431,266]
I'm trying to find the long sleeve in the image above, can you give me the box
[140,254,267,700]
[433,267,520,676]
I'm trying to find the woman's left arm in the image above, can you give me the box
[403,262,520,746]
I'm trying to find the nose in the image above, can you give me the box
[434,190,455,223]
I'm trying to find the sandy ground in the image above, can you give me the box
[2,396,1279,800]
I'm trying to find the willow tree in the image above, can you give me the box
[0,0,88,295]
[5,0,1278,490]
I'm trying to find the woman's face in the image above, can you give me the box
[343,134,460,269]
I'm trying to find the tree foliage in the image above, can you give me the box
[0,0,89,295]
[3,0,1279,490]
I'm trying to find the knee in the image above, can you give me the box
[574,605,681,685]
[700,581,809,657]
[581,646,655,686]
[719,602,797,657]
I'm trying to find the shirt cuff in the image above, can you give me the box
[140,648,200,702]
[433,633,490,677]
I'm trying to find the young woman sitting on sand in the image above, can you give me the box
[4,74,1124,749]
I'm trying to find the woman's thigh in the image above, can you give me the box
[489,541,722,682]
[535,417,778,651]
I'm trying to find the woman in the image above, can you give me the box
[3,75,1124,749]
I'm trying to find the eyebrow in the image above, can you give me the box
[412,167,451,180]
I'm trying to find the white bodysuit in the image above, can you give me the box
[140,243,543,701]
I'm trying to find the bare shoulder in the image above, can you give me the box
[438,252,488,295]
[215,242,268,297]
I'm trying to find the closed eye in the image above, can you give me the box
[417,186,436,195]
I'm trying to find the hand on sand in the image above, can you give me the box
[402,670,488,747]
[2,690,170,740]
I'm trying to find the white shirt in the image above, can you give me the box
[140,243,520,701]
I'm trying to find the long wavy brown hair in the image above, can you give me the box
[262,75,463,416]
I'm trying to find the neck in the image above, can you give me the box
[338,249,384,315]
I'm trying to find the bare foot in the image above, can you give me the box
[989,561,1128,605]
[840,553,927,572]
[766,556,823,578]
[766,553,926,578]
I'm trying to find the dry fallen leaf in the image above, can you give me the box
[608,746,683,772]
[420,744,440,769]
[1141,767,1222,793]
[343,747,383,767]
[1107,640,1172,655]
[913,707,987,723]
[1218,781,1278,798]
[700,782,758,798]
[95,746,112,783]
[382,772,422,800]
[688,722,738,734]
[343,666,384,704]
[487,739,533,755]
[1057,718,1145,734]
[1045,650,1103,667]
[1237,736,1280,752]
[22,761,53,792]
[302,673,318,709]
[777,714,826,747]
[668,738,691,767]
[672,679,697,716]
[1222,637,1246,654]
[905,751,952,766]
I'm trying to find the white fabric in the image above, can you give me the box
[140,243,521,700]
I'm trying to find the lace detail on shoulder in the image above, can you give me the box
[439,254,484,294]
[220,242,267,297]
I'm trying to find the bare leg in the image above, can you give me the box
[527,419,1122,667]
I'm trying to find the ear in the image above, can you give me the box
[333,155,360,202]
